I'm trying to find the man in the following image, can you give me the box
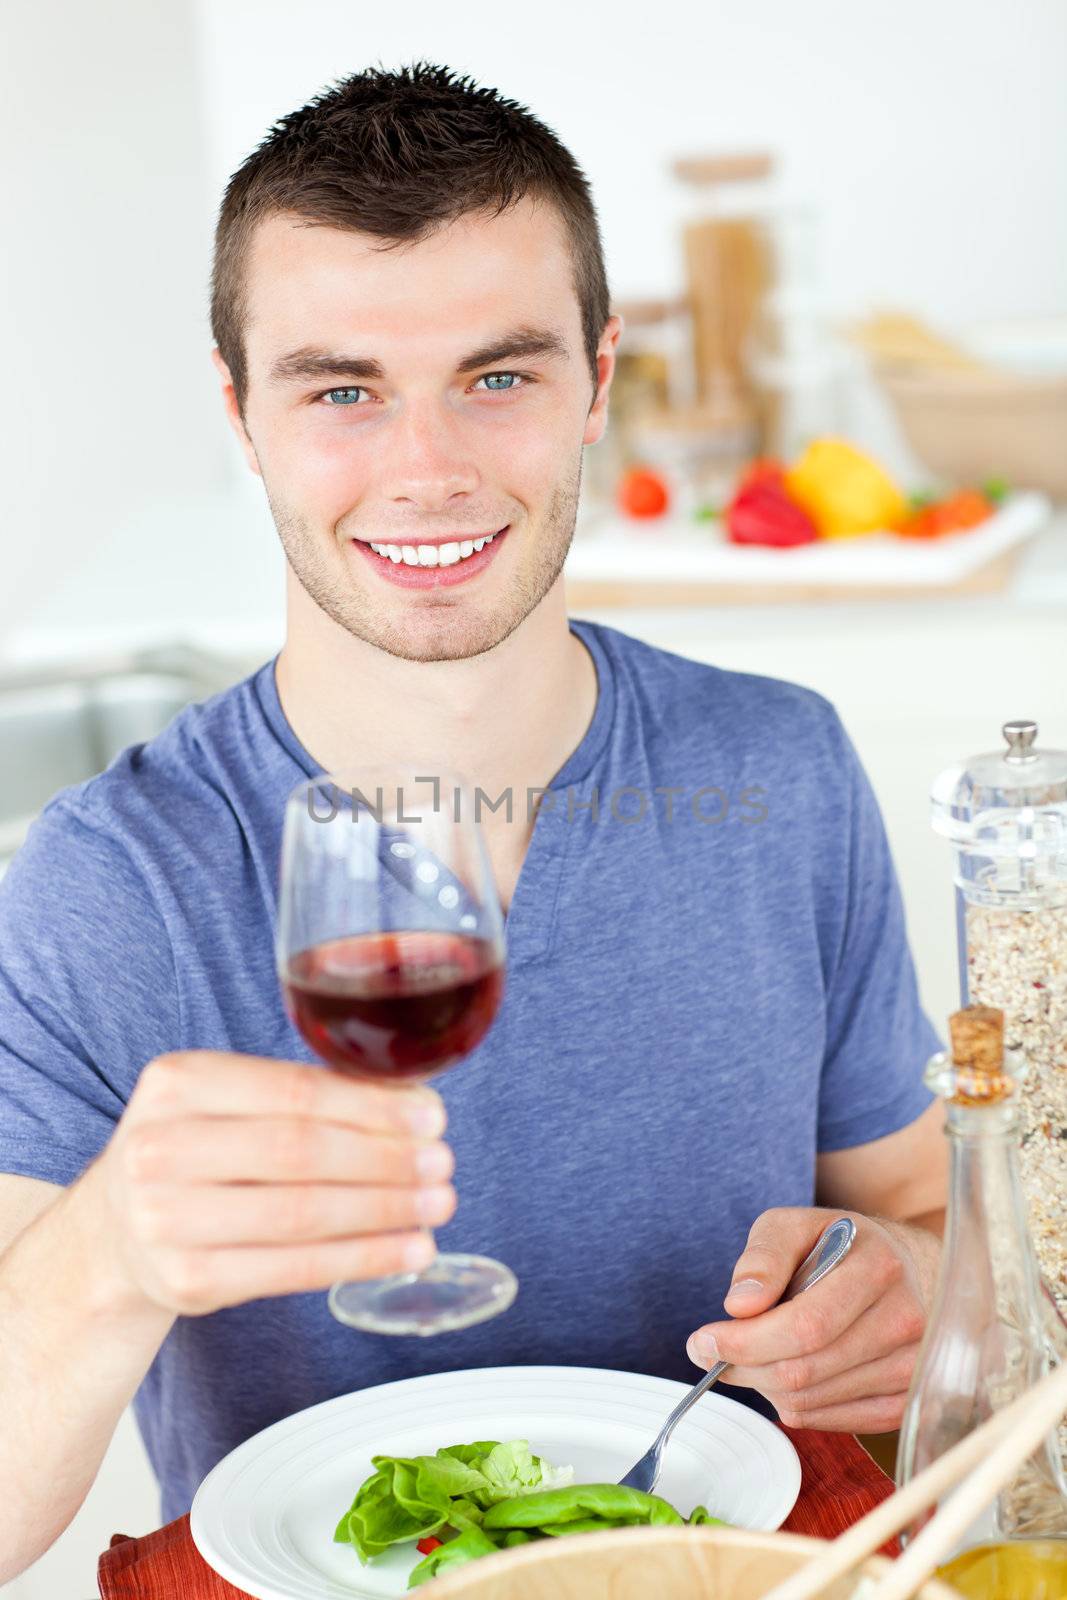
[0,62,946,1578]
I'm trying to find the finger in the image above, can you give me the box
[774,1391,910,1435]
[124,1116,455,1188]
[688,1247,890,1369]
[133,1180,458,1247]
[722,1208,841,1319]
[728,1343,922,1413]
[134,1051,446,1137]
[782,1345,921,1416]
[717,1292,925,1393]
[155,1229,439,1315]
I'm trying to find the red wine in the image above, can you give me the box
[282,931,503,1082]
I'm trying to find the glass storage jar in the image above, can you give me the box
[931,720,1067,1320]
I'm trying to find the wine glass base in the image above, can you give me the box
[328,1253,518,1336]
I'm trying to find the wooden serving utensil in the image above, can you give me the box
[760,1356,1067,1600]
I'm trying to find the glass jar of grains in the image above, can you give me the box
[932,721,1067,1324]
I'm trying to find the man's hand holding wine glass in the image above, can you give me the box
[81,1048,454,1320]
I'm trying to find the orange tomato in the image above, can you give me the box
[896,489,993,539]
[617,465,671,519]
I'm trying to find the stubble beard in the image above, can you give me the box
[265,453,584,664]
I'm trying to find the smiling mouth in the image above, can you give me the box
[359,528,507,568]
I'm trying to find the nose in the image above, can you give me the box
[376,398,481,511]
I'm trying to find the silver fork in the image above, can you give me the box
[617,1216,856,1494]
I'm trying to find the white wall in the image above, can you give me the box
[0,0,229,645]
[192,0,1067,321]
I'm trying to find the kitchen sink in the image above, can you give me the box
[0,643,259,876]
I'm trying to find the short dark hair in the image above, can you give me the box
[209,61,611,423]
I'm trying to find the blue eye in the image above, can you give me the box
[476,372,525,392]
[315,371,531,408]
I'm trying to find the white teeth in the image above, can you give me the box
[365,530,503,568]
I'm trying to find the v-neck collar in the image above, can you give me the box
[254,619,617,967]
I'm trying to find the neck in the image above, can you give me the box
[273,571,599,909]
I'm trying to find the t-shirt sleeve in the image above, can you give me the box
[815,709,945,1153]
[0,795,179,1186]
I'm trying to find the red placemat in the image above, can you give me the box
[98,1426,900,1598]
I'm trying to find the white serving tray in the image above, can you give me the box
[566,491,1050,589]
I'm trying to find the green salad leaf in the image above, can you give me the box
[482,1483,691,1530]
[478,1440,568,1503]
[333,1437,723,1588]
[686,1503,721,1525]
[408,1525,501,1587]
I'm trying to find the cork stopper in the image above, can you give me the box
[948,1003,1011,1104]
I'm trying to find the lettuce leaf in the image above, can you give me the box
[408,1525,502,1588]
[536,1458,577,1491]
[476,1440,574,1503]
[482,1484,688,1530]
[333,1437,721,1587]
[334,1438,569,1562]
[334,1453,486,1558]
[687,1503,723,1525]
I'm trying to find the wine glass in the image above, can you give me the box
[275,765,514,1336]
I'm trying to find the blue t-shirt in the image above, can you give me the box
[0,620,941,1522]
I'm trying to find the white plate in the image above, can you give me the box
[190,1364,801,1600]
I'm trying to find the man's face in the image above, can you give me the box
[214,197,620,662]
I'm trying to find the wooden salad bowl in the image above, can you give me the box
[419,1523,958,1597]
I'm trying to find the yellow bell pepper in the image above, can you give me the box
[784,438,908,539]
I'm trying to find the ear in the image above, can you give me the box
[583,312,625,447]
[211,347,262,478]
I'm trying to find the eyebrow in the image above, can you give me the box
[267,324,570,387]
